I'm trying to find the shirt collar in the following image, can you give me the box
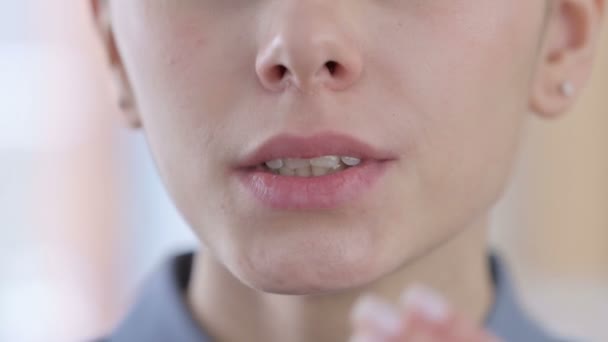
[484,253,566,342]
[108,251,563,342]
[110,253,211,342]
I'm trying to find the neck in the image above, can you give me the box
[187,217,494,342]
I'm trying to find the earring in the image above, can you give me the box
[559,81,574,97]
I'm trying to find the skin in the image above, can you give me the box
[92,0,604,341]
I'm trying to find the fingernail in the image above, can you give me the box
[348,333,380,342]
[400,285,449,323]
[351,294,402,337]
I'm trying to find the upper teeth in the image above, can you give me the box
[263,155,361,176]
[340,156,362,166]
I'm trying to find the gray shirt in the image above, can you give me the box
[97,252,568,342]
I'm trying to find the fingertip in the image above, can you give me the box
[348,333,380,342]
[350,293,403,338]
[399,284,450,323]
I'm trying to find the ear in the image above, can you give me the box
[529,0,605,119]
[91,0,142,129]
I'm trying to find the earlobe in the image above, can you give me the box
[91,0,143,129]
[529,0,604,119]
[529,75,579,118]
[529,68,577,121]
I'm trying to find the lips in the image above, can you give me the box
[236,132,395,169]
[235,132,396,210]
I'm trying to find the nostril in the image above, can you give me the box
[264,64,289,84]
[276,65,288,78]
[325,61,338,75]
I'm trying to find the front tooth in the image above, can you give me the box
[328,164,345,174]
[279,167,295,176]
[295,166,312,177]
[310,156,340,169]
[265,159,284,169]
[340,156,361,166]
[312,166,330,176]
[284,158,310,169]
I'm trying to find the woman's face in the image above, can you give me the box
[107,0,547,293]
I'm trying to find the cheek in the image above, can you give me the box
[428,18,536,195]
[112,4,253,193]
[110,14,240,244]
[113,1,257,132]
[367,3,544,243]
[394,4,540,196]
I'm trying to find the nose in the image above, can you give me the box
[255,2,363,93]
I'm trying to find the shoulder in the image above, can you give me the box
[485,253,574,342]
[87,337,108,342]
[93,251,212,342]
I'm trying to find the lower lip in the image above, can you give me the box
[236,161,391,210]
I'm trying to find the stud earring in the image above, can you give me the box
[559,81,574,97]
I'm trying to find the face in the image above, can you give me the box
[104,0,550,294]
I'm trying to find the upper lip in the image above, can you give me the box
[236,132,396,168]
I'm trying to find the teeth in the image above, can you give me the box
[263,155,361,177]
[340,156,361,166]
[279,167,295,176]
[284,158,310,169]
[265,159,284,170]
[312,166,327,176]
[310,156,341,169]
[295,166,311,177]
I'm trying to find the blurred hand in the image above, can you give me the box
[349,285,500,342]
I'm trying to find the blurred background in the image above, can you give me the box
[0,1,606,341]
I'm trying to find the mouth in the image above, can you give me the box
[253,155,363,177]
[235,132,396,210]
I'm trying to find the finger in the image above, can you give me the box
[457,318,502,342]
[442,314,501,342]
[348,332,383,342]
[350,293,404,340]
[350,287,454,341]
[399,284,450,324]
[399,285,502,342]
[398,311,442,342]
[350,294,449,342]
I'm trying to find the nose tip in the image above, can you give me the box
[255,35,363,93]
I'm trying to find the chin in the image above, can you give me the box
[228,234,389,295]
[242,264,381,296]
